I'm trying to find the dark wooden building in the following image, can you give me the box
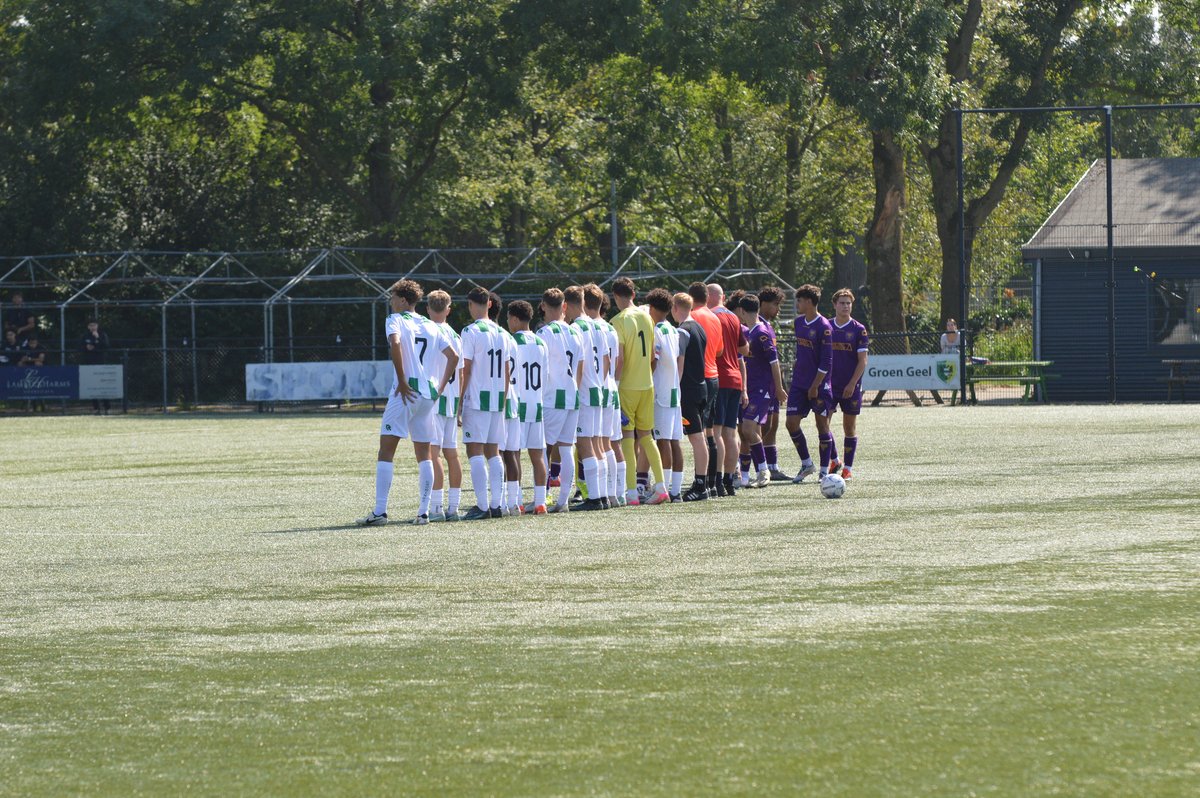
[1022,158,1200,401]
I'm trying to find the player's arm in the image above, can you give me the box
[771,358,787,404]
[739,358,749,406]
[574,340,584,390]
[436,342,458,397]
[457,331,473,416]
[390,333,414,402]
[845,350,868,399]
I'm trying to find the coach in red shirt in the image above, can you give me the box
[707,283,748,496]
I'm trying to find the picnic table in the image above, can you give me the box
[954,360,1055,405]
[1163,359,1200,401]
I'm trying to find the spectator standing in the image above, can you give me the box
[81,319,111,414]
[18,332,48,411]
[5,291,37,342]
[1,330,20,366]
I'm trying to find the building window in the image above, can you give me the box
[1151,279,1200,345]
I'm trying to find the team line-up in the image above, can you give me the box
[356,278,869,525]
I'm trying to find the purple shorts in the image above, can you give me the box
[741,389,773,426]
[786,380,834,418]
[829,386,863,415]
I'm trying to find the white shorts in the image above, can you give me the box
[502,416,521,452]
[606,405,623,442]
[461,407,504,446]
[520,420,546,451]
[543,407,578,446]
[404,396,437,443]
[380,393,410,439]
[576,404,604,438]
[435,414,458,450]
[653,404,683,441]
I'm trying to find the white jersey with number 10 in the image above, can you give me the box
[511,331,548,422]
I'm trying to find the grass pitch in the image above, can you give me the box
[2,405,1199,796]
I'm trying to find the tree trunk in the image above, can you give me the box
[367,77,398,248]
[832,233,867,298]
[715,102,742,239]
[780,118,802,286]
[864,129,907,334]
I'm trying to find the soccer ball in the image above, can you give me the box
[819,473,846,499]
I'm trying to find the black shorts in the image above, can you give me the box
[680,385,706,436]
[714,387,742,428]
[702,377,719,428]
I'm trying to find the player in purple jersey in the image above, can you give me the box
[757,286,790,480]
[735,295,784,488]
[785,284,835,482]
[827,288,869,479]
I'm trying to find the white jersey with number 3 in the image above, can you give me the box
[432,321,461,417]
[537,320,583,411]
[459,318,508,412]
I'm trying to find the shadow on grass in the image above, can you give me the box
[255,524,366,535]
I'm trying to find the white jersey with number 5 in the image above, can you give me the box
[652,320,681,408]
[537,320,583,411]
[459,318,508,412]
[511,331,547,422]
[386,311,446,400]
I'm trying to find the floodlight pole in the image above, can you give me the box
[955,108,968,406]
[611,179,619,269]
[1104,105,1117,404]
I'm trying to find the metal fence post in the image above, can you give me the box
[956,108,969,406]
[1104,105,1117,404]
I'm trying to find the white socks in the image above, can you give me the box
[605,449,618,498]
[417,460,434,516]
[614,460,627,499]
[670,469,684,497]
[557,445,575,506]
[470,455,488,511]
[582,456,599,500]
[430,488,443,516]
[506,481,521,511]
[447,487,461,515]
[488,456,504,509]
[374,461,394,515]
[533,485,546,507]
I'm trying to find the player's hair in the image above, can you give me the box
[740,295,761,314]
[426,290,451,314]
[563,285,584,306]
[758,285,785,305]
[832,287,855,303]
[600,292,611,313]
[541,287,564,309]
[645,287,672,313]
[582,283,604,311]
[795,284,821,305]
[389,279,423,305]
[507,300,533,322]
[724,289,745,311]
[687,281,707,305]
[612,277,635,299]
[672,292,693,311]
[467,286,490,306]
[487,291,503,320]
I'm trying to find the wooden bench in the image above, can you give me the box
[955,360,1054,404]
[1162,359,1200,401]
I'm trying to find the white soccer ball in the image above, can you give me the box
[819,473,846,499]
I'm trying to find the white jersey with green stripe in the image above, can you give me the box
[459,318,508,412]
[432,321,461,417]
[572,316,610,407]
[501,329,520,419]
[536,319,583,411]
[597,316,620,408]
[511,330,547,422]
[652,320,681,408]
[385,311,448,401]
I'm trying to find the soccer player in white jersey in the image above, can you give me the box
[458,286,510,521]
[568,285,611,511]
[357,279,458,526]
[504,300,550,515]
[535,287,583,512]
[587,286,626,506]
[425,290,464,522]
[645,288,686,502]
[492,293,525,516]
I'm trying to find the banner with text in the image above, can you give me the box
[0,365,125,400]
[861,355,961,391]
[246,361,393,402]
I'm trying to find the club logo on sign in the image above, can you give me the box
[936,361,957,384]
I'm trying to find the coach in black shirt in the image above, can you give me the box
[81,320,111,413]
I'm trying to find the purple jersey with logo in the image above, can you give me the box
[744,320,778,395]
[829,317,869,391]
[791,314,833,388]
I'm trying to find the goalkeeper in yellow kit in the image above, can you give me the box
[610,277,668,505]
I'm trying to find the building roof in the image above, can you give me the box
[1022,157,1200,259]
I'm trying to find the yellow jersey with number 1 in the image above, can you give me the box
[612,306,656,391]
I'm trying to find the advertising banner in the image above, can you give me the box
[861,355,961,391]
[0,366,79,400]
[79,365,125,400]
[246,361,393,402]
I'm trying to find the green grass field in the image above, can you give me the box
[2,406,1199,796]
